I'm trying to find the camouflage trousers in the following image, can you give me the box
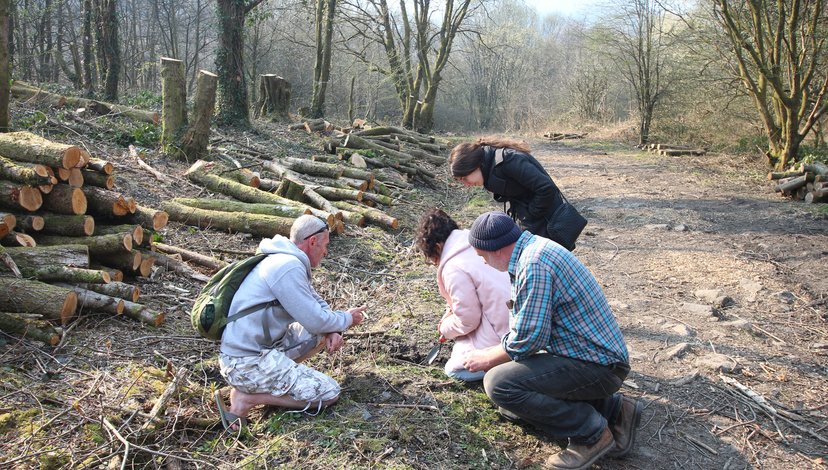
[218,324,340,404]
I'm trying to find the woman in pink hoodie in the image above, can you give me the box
[415,209,511,381]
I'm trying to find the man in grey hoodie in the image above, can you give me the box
[215,215,366,430]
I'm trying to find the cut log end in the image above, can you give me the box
[61,292,79,325]
[20,187,43,212]
[62,147,82,169]
[152,211,169,230]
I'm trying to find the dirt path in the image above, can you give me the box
[528,140,827,469]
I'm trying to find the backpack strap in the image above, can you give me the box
[226,300,277,323]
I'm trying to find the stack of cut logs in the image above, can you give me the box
[642,143,707,156]
[319,125,447,187]
[769,162,828,203]
[543,132,586,141]
[0,131,170,346]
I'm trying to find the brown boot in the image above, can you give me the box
[545,427,614,470]
[606,396,642,458]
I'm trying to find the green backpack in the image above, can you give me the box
[191,253,272,341]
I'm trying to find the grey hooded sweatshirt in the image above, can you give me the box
[220,235,353,357]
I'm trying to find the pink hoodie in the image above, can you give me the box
[437,229,511,373]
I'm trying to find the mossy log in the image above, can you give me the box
[11,82,67,107]
[360,192,394,206]
[311,185,363,202]
[81,186,130,217]
[17,265,111,284]
[0,212,14,238]
[0,131,82,169]
[62,95,159,125]
[95,251,142,273]
[71,281,139,302]
[170,197,320,225]
[91,265,125,282]
[4,244,90,268]
[0,180,42,212]
[33,232,133,257]
[0,155,56,186]
[120,299,165,327]
[220,167,261,188]
[342,134,415,165]
[55,283,124,315]
[56,167,84,187]
[151,241,228,271]
[40,184,86,215]
[2,231,36,247]
[0,277,77,324]
[15,214,44,232]
[85,158,114,175]
[96,224,144,245]
[355,126,434,142]
[160,200,295,237]
[282,157,344,179]
[404,147,445,165]
[0,311,61,345]
[37,213,95,236]
[81,170,114,189]
[336,210,365,227]
[274,176,339,215]
[331,200,398,230]
[186,160,316,211]
[124,204,169,231]
[145,249,210,282]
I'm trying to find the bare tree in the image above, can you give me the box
[713,0,828,169]
[341,0,477,132]
[94,0,120,100]
[0,0,9,131]
[594,0,672,145]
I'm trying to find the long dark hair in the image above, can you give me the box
[449,136,531,177]
[415,208,459,262]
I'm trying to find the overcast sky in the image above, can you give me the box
[522,0,601,17]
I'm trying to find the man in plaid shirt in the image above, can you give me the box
[463,211,642,470]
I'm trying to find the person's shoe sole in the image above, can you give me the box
[607,399,643,458]
[547,439,615,470]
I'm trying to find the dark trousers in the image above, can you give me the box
[483,354,629,445]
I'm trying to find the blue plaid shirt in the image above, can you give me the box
[502,232,628,365]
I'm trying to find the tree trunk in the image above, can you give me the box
[120,299,164,326]
[160,57,187,154]
[71,281,138,302]
[80,185,130,216]
[15,214,44,232]
[33,232,133,257]
[160,200,294,238]
[331,200,397,230]
[81,0,94,95]
[0,311,61,344]
[0,131,81,169]
[37,213,95,236]
[309,0,336,119]
[254,74,291,120]
[4,244,90,267]
[96,224,143,245]
[56,283,124,315]
[97,0,119,101]
[0,0,9,132]
[170,197,314,223]
[179,70,217,161]
[0,155,54,186]
[123,204,168,231]
[215,0,249,127]
[40,184,87,215]
[0,277,77,324]
[0,180,42,212]
[151,241,228,271]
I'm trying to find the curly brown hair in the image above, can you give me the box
[415,208,459,263]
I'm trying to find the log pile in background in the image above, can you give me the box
[641,143,707,156]
[301,125,447,187]
[0,131,172,345]
[543,132,586,141]
[11,81,159,125]
[769,162,828,204]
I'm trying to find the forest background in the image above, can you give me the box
[10,0,828,170]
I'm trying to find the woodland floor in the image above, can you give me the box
[0,117,826,470]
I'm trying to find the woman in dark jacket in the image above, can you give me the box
[449,136,585,250]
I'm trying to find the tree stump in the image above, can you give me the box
[179,70,218,162]
[255,75,291,121]
[160,57,187,155]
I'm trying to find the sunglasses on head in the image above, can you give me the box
[304,226,328,240]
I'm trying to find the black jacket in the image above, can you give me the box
[480,146,563,237]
